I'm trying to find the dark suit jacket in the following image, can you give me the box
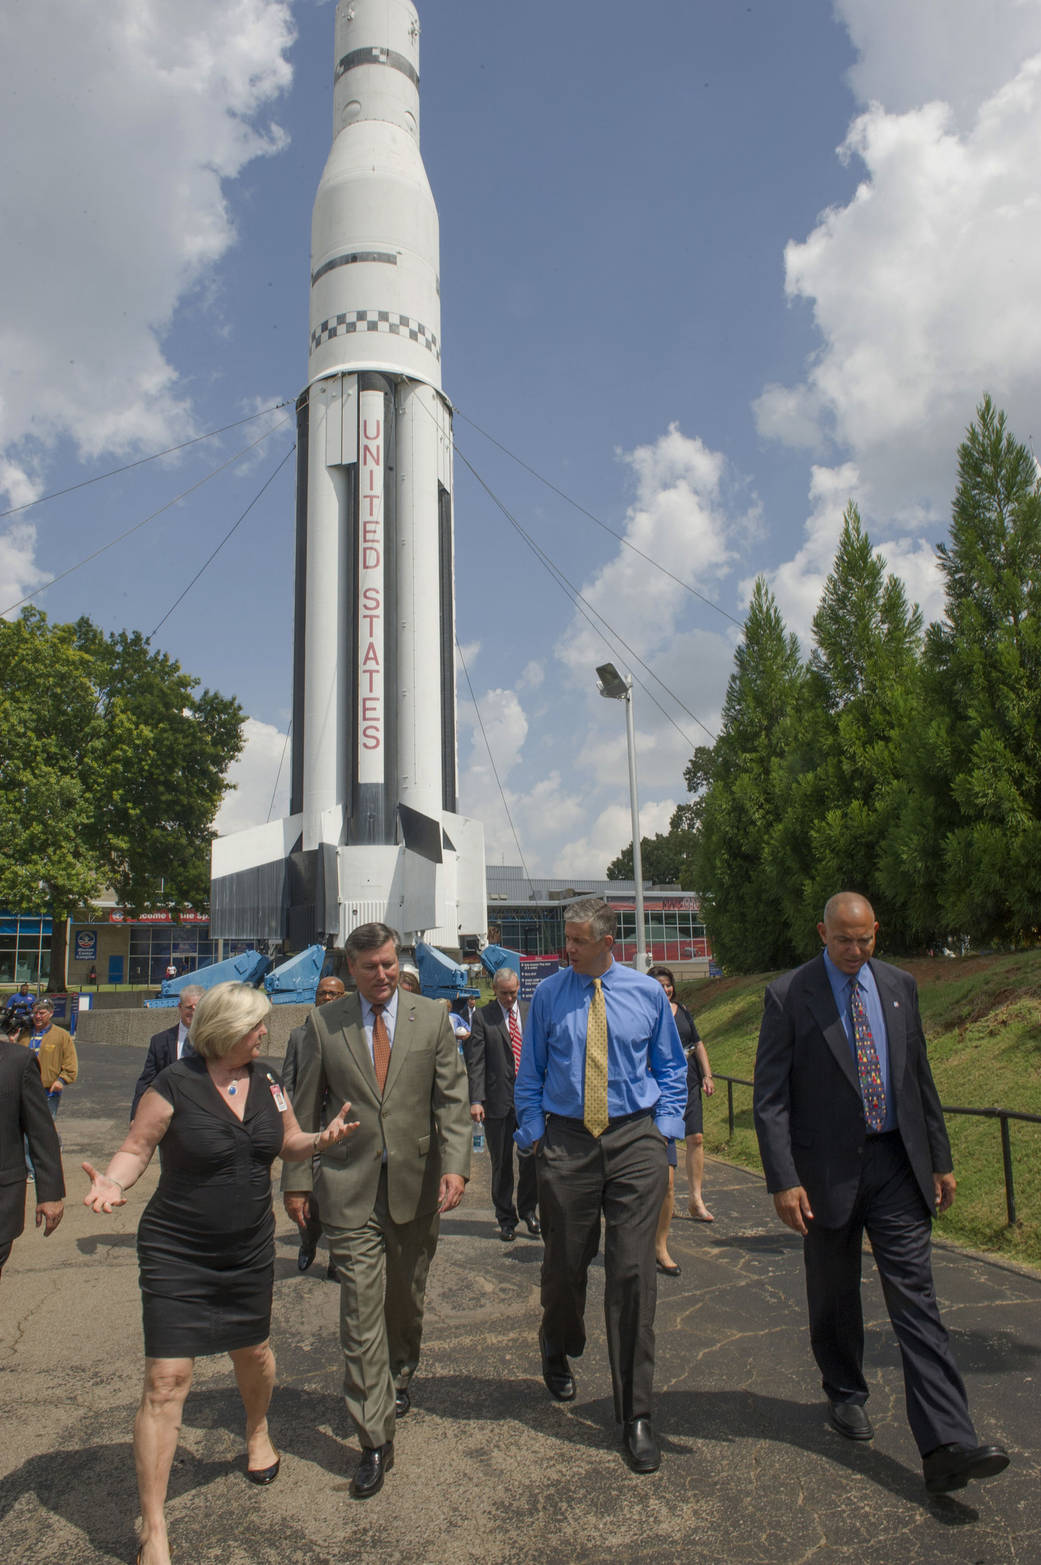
[131,1024,187,1118]
[0,1039,65,1246]
[753,954,952,1228]
[465,999,530,1119]
[283,989,471,1227]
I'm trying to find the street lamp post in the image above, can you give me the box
[596,662,647,971]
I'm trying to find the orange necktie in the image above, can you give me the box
[372,1003,391,1093]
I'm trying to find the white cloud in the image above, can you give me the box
[757,14,1041,527]
[0,522,48,620]
[0,0,294,515]
[214,716,290,835]
[557,424,754,678]
[747,463,943,646]
[835,0,1041,122]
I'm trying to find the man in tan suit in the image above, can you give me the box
[283,922,471,1497]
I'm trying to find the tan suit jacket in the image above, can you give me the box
[282,989,471,1226]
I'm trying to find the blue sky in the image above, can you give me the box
[4,1,1041,878]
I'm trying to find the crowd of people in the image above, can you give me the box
[0,891,1011,1563]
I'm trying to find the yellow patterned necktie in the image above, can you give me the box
[583,977,610,1137]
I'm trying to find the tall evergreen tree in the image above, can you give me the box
[792,503,923,946]
[919,396,1041,941]
[690,578,806,971]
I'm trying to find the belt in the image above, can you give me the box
[865,1129,901,1141]
[546,1109,653,1133]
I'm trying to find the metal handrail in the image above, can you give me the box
[711,1074,1041,1227]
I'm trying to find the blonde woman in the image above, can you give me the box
[83,982,357,1565]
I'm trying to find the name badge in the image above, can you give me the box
[266,1073,288,1112]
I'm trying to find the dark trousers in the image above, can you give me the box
[485,1110,538,1227]
[537,1113,668,1422]
[0,1237,11,1277]
[804,1132,976,1455]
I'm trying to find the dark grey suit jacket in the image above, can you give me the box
[0,1040,64,1246]
[465,999,530,1120]
[753,954,952,1227]
[131,1023,190,1118]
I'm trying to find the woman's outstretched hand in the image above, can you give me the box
[316,1104,360,1150]
[82,1161,127,1214]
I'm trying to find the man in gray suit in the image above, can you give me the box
[283,922,471,1497]
[753,891,1009,1495]
[1,1037,64,1279]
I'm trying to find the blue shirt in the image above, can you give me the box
[514,959,687,1148]
[822,951,896,1133]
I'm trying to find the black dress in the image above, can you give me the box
[137,1055,285,1358]
[674,1003,705,1138]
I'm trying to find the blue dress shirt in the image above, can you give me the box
[513,959,687,1148]
[822,951,896,1133]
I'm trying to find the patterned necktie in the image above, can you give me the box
[850,980,886,1131]
[371,1003,391,1093]
[507,1007,523,1074]
[583,978,610,1138]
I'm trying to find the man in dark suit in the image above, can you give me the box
[753,891,1010,1495]
[130,986,202,1117]
[282,972,345,1274]
[466,967,539,1242]
[283,922,471,1498]
[1,1037,65,1278]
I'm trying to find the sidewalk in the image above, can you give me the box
[1,1040,1037,1564]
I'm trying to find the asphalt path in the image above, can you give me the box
[1,1039,1038,1563]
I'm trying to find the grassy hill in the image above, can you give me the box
[680,950,1041,1271]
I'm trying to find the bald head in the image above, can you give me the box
[315,976,346,1006]
[818,892,878,976]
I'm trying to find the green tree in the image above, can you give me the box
[0,608,244,985]
[605,804,699,886]
[913,397,1041,942]
[689,578,807,972]
[792,502,923,947]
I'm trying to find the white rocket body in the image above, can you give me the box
[211,0,486,950]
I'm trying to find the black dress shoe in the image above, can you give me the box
[828,1401,873,1441]
[246,1454,280,1485]
[395,1388,410,1417]
[522,1213,541,1237]
[538,1327,575,1401]
[297,1244,317,1273]
[923,1442,1010,1494]
[497,1223,516,1242]
[622,1418,660,1473]
[352,1441,394,1499]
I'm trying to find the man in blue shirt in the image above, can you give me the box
[515,896,686,1473]
[753,891,1009,1496]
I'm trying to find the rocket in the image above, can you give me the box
[211,0,487,952]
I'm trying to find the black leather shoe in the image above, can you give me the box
[352,1441,394,1499]
[538,1327,575,1401]
[498,1223,516,1242]
[828,1401,873,1441]
[297,1244,317,1273]
[395,1388,410,1418]
[246,1455,280,1485]
[923,1442,1010,1494]
[522,1213,541,1237]
[622,1418,661,1473]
